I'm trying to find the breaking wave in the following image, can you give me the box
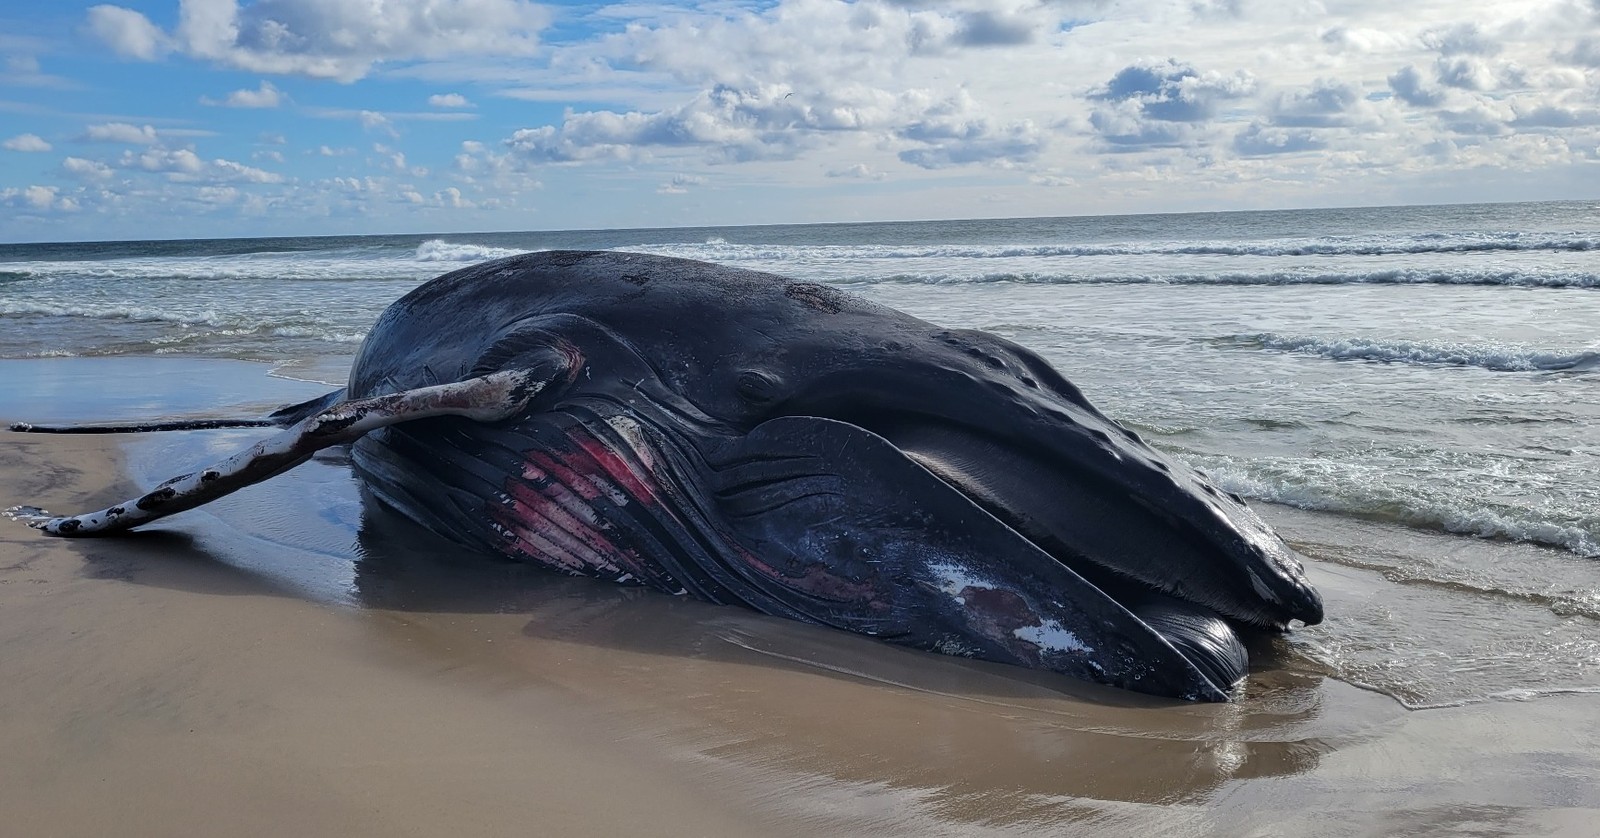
[1196,457,1600,559]
[839,268,1600,288]
[635,231,1600,260]
[413,239,528,262]
[1216,333,1600,372]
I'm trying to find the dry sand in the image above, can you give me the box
[3,358,1598,837]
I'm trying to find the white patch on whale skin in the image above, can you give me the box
[605,414,657,473]
[1012,620,1092,656]
[928,560,992,600]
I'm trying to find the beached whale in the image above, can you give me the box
[8,251,1322,701]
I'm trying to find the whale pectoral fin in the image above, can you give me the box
[6,368,560,537]
[706,416,1232,701]
[266,387,348,426]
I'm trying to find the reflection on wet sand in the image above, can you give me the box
[356,494,1347,809]
[7,358,1600,836]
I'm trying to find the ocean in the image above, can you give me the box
[2,199,1597,708]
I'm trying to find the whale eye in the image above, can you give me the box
[736,370,782,404]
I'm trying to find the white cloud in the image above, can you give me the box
[359,110,396,136]
[86,0,550,82]
[1087,59,1257,151]
[80,122,161,144]
[115,147,284,183]
[3,133,52,152]
[434,186,472,207]
[1420,23,1501,57]
[119,147,205,175]
[1389,65,1447,107]
[12,0,1600,239]
[826,163,887,180]
[201,80,285,108]
[1,185,79,212]
[1265,80,1380,130]
[211,157,284,183]
[1,53,77,89]
[86,4,171,60]
[1233,122,1326,156]
[62,156,115,180]
[657,173,705,193]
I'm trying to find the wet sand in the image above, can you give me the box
[3,358,1598,837]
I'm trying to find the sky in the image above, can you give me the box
[1,0,1599,242]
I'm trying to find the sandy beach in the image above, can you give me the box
[4,357,1598,837]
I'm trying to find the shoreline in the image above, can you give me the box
[3,356,1599,836]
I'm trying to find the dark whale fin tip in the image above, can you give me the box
[9,418,280,434]
[7,388,349,435]
[8,368,562,538]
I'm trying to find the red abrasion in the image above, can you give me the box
[493,436,677,582]
[570,433,663,508]
[738,548,883,604]
[525,451,608,502]
[499,480,623,572]
[954,586,1045,660]
[491,502,594,573]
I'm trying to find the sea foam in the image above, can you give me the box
[1219,333,1600,372]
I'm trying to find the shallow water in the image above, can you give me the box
[3,200,1599,832]
[4,354,1600,835]
[4,202,1596,562]
[5,357,1597,835]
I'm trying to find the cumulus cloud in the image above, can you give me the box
[14,0,1600,238]
[202,80,285,107]
[1558,38,1600,68]
[506,84,847,164]
[895,92,1046,168]
[1266,80,1373,129]
[86,4,171,60]
[61,156,115,180]
[1233,122,1326,156]
[434,186,473,207]
[1420,23,1500,57]
[504,80,1040,170]
[898,121,1044,167]
[1435,55,1498,91]
[1087,59,1256,150]
[953,10,1037,47]
[826,163,887,180]
[1389,65,1446,107]
[3,133,52,152]
[452,140,543,194]
[116,147,284,183]
[86,0,551,82]
[1511,103,1600,128]
[1,185,79,212]
[80,122,161,144]
[657,173,705,194]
